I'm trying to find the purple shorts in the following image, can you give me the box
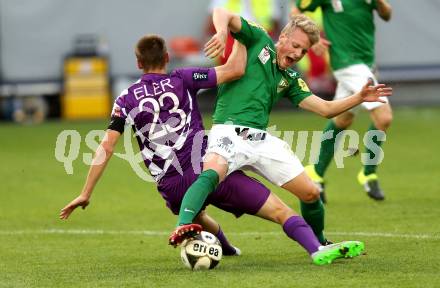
[157,169,270,218]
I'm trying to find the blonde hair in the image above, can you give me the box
[281,14,320,46]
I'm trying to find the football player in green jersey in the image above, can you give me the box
[170,7,392,247]
[296,0,393,202]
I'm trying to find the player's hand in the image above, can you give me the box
[59,194,90,220]
[204,30,228,58]
[359,78,393,103]
[376,0,389,5]
[311,38,331,56]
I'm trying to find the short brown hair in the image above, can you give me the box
[135,34,167,70]
[281,14,320,46]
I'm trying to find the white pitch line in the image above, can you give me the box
[0,229,439,240]
[326,231,440,240]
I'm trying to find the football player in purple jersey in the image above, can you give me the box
[60,35,347,264]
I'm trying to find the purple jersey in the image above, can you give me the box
[111,67,217,182]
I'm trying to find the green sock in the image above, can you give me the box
[300,200,326,244]
[177,169,219,226]
[315,120,345,177]
[364,123,384,176]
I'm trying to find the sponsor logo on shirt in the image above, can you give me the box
[286,70,299,79]
[258,47,270,65]
[298,78,310,92]
[331,0,344,13]
[192,72,209,81]
[286,69,299,79]
[277,77,289,93]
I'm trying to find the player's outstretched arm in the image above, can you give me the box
[59,130,121,219]
[299,79,392,118]
[311,38,331,57]
[215,40,247,84]
[204,7,242,59]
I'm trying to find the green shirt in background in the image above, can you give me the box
[297,0,378,71]
[213,17,312,130]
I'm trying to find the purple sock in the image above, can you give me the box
[282,216,321,255]
[216,227,237,256]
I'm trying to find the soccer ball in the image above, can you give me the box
[180,231,223,270]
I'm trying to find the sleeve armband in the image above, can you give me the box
[107,116,126,134]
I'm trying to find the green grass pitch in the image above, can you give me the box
[1,107,439,287]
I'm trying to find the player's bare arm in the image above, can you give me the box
[204,7,242,58]
[376,0,392,21]
[311,37,331,57]
[299,79,393,119]
[215,40,247,84]
[59,129,121,219]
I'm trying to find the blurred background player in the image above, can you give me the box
[172,8,391,250]
[296,0,393,202]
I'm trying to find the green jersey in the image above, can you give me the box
[213,17,312,130]
[297,0,377,71]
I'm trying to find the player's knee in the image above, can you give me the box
[375,112,393,131]
[301,185,320,203]
[203,153,228,182]
[100,141,114,157]
[334,114,354,129]
[271,205,295,224]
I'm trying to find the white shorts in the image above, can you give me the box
[205,124,304,186]
[333,63,389,113]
